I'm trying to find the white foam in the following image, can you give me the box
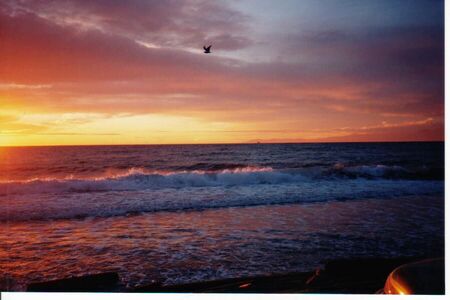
[0,167,304,195]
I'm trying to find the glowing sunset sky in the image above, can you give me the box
[0,0,444,146]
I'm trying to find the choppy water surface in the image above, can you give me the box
[0,142,444,290]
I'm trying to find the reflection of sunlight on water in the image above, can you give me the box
[0,146,12,176]
[0,195,444,290]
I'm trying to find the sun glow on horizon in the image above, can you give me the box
[0,1,444,146]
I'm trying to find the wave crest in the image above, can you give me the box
[0,163,442,196]
[0,166,295,195]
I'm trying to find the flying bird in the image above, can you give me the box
[203,45,212,54]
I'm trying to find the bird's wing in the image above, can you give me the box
[203,46,207,50]
[206,45,211,50]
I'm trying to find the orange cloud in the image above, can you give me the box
[0,1,444,146]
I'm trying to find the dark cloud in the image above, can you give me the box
[0,0,444,142]
[3,0,251,50]
[0,9,241,83]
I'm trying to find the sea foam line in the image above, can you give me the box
[0,164,441,196]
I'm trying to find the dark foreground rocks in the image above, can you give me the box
[27,272,121,292]
[23,256,443,294]
[132,256,429,293]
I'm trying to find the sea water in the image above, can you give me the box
[0,142,444,290]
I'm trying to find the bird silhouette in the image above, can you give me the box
[203,45,212,53]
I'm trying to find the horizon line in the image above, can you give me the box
[0,140,444,148]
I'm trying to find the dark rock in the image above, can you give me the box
[0,276,16,291]
[303,256,424,294]
[24,256,437,293]
[131,257,425,293]
[131,272,313,293]
[26,272,120,292]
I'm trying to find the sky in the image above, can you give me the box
[0,0,444,146]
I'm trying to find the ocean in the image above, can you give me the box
[0,142,444,290]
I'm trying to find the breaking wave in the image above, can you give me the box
[0,163,442,196]
[0,166,294,195]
